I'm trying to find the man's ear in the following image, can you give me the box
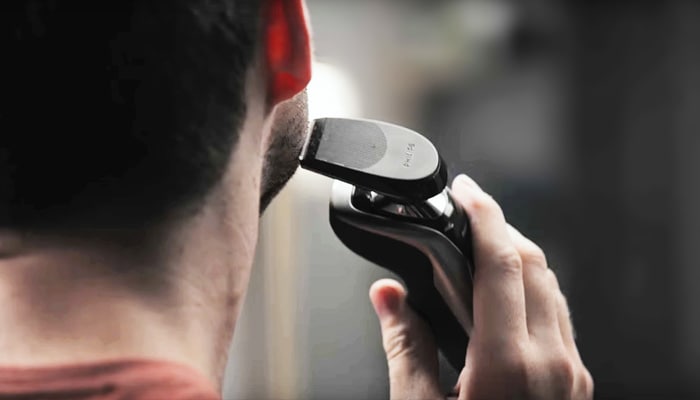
[263,0,312,108]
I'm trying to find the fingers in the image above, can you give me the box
[451,175,528,345]
[369,279,442,400]
[554,284,578,356]
[509,224,595,396]
[556,292,595,399]
[507,225,560,341]
[451,174,594,399]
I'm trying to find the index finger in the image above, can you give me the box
[451,175,528,346]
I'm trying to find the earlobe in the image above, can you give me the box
[263,0,312,107]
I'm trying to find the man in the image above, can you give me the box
[0,0,593,399]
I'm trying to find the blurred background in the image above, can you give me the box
[225,1,700,399]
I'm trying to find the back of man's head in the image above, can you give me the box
[0,0,261,232]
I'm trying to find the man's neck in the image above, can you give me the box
[0,181,258,390]
[0,248,198,365]
[0,73,270,390]
[0,231,204,376]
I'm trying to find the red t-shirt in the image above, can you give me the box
[0,359,220,399]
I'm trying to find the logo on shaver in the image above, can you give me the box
[403,143,416,167]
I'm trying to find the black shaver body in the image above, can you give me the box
[300,118,474,371]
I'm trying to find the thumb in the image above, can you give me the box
[370,279,443,400]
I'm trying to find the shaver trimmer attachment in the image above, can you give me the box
[300,117,475,372]
[301,118,449,201]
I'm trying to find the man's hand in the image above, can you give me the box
[369,174,594,399]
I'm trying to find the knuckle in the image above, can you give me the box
[383,325,418,363]
[494,247,523,275]
[557,292,571,314]
[497,344,530,385]
[547,356,577,390]
[465,190,499,215]
[520,244,548,269]
[544,268,560,289]
[582,369,595,398]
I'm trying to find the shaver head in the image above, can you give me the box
[299,118,448,201]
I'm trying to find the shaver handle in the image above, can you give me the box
[393,191,474,371]
[400,258,471,372]
[330,186,474,371]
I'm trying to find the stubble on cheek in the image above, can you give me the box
[259,90,309,213]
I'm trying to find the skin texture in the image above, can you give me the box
[0,0,592,397]
[369,174,594,399]
[260,89,309,213]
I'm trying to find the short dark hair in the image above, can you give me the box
[0,0,261,232]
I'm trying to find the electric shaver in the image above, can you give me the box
[299,118,474,370]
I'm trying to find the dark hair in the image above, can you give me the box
[0,0,261,232]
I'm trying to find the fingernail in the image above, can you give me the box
[453,174,482,191]
[372,286,401,318]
